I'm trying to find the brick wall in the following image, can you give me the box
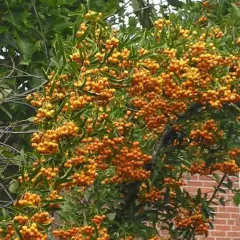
[158,174,240,239]
[184,174,240,240]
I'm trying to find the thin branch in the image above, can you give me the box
[3,83,46,101]
[0,123,34,129]
[4,57,15,79]
[0,130,36,134]
[104,0,132,20]
[0,63,44,80]
[151,104,202,165]
[0,182,14,204]
[109,3,161,22]
[152,125,175,165]
[3,129,11,144]
[3,100,36,109]
[0,199,12,203]
[3,74,43,79]
[31,0,50,63]
[0,125,10,140]
[0,119,34,129]
[208,173,227,204]
[0,142,21,154]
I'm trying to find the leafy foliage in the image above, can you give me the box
[0,0,124,207]
[0,0,240,239]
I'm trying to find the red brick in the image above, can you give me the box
[219,207,240,213]
[185,181,204,186]
[214,225,231,231]
[203,181,217,187]
[209,230,226,237]
[227,231,240,237]
[199,175,215,182]
[217,213,231,218]
[231,213,240,218]
[228,220,235,224]
[214,238,232,240]
[215,219,227,225]
[232,226,240,231]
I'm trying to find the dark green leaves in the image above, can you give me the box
[233,192,240,206]
[16,36,38,63]
[2,8,31,28]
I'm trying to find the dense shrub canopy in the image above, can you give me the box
[0,1,240,239]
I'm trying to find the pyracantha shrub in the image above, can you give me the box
[1,1,240,239]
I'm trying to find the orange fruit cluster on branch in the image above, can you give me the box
[174,207,209,235]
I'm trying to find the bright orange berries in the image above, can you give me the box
[31,121,78,154]
[20,223,48,239]
[31,212,53,225]
[13,215,28,225]
[237,37,240,45]
[175,207,209,235]
[139,187,162,202]
[189,120,224,146]
[14,193,41,207]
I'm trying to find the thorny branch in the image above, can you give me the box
[208,173,227,204]
[116,104,202,224]
[152,103,202,165]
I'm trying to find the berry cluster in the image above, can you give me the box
[139,187,162,202]
[31,212,53,224]
[14,193,41,207]
[31,121,78,154]
[175,207,209,235]
[189,119,224,146]
[13,215,28,225]
[214,160,240,174]
[19,223,48,240]
[106,142,152,183]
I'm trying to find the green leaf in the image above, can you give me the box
[16,37,38,62]
[2,9,31,28]
[128,16,138,27]
[103,7,117,20]
[107,212,116,221]
[56,167,73,185]
[233,192,240,206]
[167,0,184,8]
[55,34,66,63]
[219,197,225,206]
[212,173,220,183]
[29,165,42,181]
[1,208,9,219]
[151,168,158,184]
[209,221,214,230]
[9,180,19,193]
[77,27,91,43]
[0,106,12,120]
[0,88,12,101]
[14,222,23,240]
[227,177,233,189]
[0,26,9,33]
[217,188,226,194]
[231,3,240,19]
[53,17,71,33]
[54,96,69,118]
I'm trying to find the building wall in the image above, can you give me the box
[184,174,240,240]
[158,174,240,239]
